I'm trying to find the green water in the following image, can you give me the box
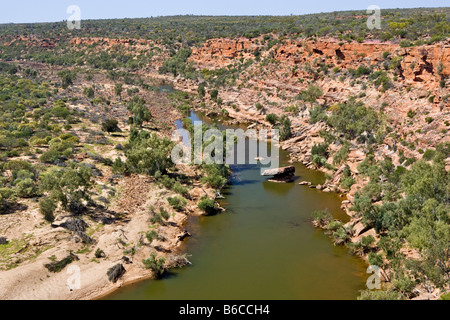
[107,111,368,300]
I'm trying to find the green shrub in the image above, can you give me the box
[265,113,279,125]
[197,83,206,97]
[327,100,380,140]
[284,105,299,114]
[127,98,152,126]
[39,196,57,222]
[168,196,187,212]
[333,143,350,165]
[15,178,37,198]
[312,210,332,228]
[350,65,372,77]
[114,83,123,97]
[159,47,192,77]
[422,149,435,161]
[0,188,15,212]
[145,230,158,244]
[297,85,323,103]
[201,164,230,190]
[311,143,329,158]
[341,176,356,190]
[312,155,328,168]
[150,207,170,225]
[198,197,217,215]
[95,248,105,259]
[102,119,121,133]
[332,227,351,245]
[210,89,219,101]
[83,86,95,98]
[309,105,327,124]
[39,149,61,164]
[440,292,450,300]
[157,175,189,196]
[327,220,343,232]
[125,132,174,176]
[39,165,93,215]
[112,157,127,174]
[143,253,166,278]
[278,115,292,141]
[57,70,77,89]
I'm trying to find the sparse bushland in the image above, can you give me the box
[57,70,77,89]
[39,164,94,216]
[125,128,175,176]
[159,47,193,77]
[350,144,450,299]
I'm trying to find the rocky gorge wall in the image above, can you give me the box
[191,37,450,89]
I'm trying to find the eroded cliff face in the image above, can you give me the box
[191,38,260,67]
[192,37,450,88]
[275,39,450,88]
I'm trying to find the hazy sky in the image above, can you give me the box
[0,0,448,24]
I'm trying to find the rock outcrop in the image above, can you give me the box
[262,166,296,183]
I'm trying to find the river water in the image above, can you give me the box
[107,111,368,300]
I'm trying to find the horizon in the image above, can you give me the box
[0,1,448,25]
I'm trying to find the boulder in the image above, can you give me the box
[262,166,296,183]
[52,217,89,232]
[189,187,206,200]
[262,166,295,177]
[177,231,191,242]
[353,222,371,237]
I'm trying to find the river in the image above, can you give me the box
[106,110,368,300]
